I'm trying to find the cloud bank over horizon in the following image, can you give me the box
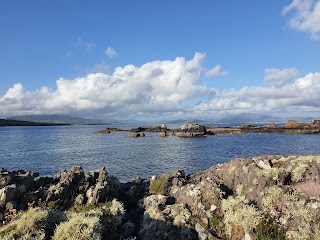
[1,53,320,119]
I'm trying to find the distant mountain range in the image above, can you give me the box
[4,113,319,127]
[213,113,318,125]
[212,113,285,125]
[153,119,213,126]
[7,114,118,125]
[161,113,319,126]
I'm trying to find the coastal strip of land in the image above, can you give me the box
[0,119,68,127]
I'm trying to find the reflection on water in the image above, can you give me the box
[0,125,320,182]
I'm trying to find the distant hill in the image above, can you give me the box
[181,119,213,125]
[6,113,319,127]
[213,113,319,125]
[286,116,316,123]
[165,119,187,124]
[0,119,64,127]
[213,113,285,125]
[159,119,212,125]
[7,114,116,125]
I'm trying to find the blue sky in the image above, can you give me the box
[1,0,320,120]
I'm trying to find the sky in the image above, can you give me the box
[0,0,320,120]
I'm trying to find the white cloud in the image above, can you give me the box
[205,64,229,78]
[283,0,320,40]
[1,53,320,119]
[0,53,206,118]
[105,47,118,58]
[264,68,300,88]
[194,71,320,116]
[3,83,24,100]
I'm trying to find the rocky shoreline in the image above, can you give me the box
[96,120,320,137]
[207,119,320,135]
[0,155,319,239]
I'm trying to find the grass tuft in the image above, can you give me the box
[149,177,169,195]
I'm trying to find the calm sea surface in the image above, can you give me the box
[0,125,320,182]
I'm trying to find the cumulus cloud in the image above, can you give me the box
[105,47,118,58]
[194,71,320,116]
[3,83,24,100]
[205,64,229,78]
[264,68,300,88]
[1,53,320,119]
[0,53,206,118]
[283,0,320,40]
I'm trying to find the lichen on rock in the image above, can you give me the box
[0,155,320,239]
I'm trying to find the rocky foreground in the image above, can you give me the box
[0,155,320,239]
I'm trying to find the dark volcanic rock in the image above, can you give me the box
[174,123,208,137]
[0,185,17,208]
[130,127,147,133]
[45,166,86,209]
[85,168,121,205]
[95,128,128,133]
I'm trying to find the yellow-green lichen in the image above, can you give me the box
[221,195,261,237]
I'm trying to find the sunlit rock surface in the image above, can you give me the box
[0,155,319,239]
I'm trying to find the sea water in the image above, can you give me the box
[0,125,320,182]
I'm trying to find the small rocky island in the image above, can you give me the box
[207,119,320,135]
[173,123,213,137]
[0,155,319,239]
[96,120,320,138]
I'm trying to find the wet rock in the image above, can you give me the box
[128,132,145,137]
[159,132,168,137]
[130,127,146,133]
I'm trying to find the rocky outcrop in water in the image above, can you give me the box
[1,155,320,239]
[128,132,146,137]
[96,128,128,133]
[174,123,212,137]
[208,119,320,135]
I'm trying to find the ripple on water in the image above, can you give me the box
[0,125,320,182]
